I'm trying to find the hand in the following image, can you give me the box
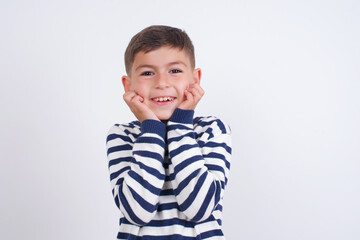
[178,83,205,110]
[123,91,160,122]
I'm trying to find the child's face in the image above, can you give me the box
[123,46,201,120]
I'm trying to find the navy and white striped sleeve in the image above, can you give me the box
[167,108,232,223]
[106,120,166,226]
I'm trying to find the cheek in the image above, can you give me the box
[132,82,149,96]
[177,79,190,91]
[176,86,187,101]
[181,83,190,93]
[176,85,186,95]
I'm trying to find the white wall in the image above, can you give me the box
[1,0,359,239]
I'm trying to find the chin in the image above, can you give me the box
[155,110,174,121]
[158,115,171,121]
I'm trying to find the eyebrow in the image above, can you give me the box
[135,64,154,71]
[135,61,188,71]
[168,61,188,67]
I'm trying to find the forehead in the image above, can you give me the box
[132,46,191,70]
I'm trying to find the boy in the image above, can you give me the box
[106,25,232,239]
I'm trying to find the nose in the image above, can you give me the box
[155,72,170,89]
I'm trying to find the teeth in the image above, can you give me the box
[154,97,174,102]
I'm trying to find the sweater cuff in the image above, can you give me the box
[169,108,194,124]
[141,120,166,139]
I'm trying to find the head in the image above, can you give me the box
[124,25,196,76]
[122,25,201,120]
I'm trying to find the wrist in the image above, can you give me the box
[169,108,194,124]
[139,116,160,123]
[137,111,160,123]
[141,120,166,139]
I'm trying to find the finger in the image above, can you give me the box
[184,89,194,102]
[188,87,201,100]
[123,91,135,98]
[124,91,144,103]
[123,91,136,103]
[189,83,204,95]
[131,95,144,104]
[192,84,205,96]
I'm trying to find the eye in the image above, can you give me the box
[141,71,154,76]
[170,69,182,74]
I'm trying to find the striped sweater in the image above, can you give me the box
[106,108,232,239]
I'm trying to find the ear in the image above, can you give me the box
[122,75,132,92]
[192,68,202,84]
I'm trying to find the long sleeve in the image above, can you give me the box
[106,120,166,226]
[167,108,232,223]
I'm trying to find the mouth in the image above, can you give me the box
[150,96,176,105]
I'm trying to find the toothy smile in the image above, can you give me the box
[152,97,175,102]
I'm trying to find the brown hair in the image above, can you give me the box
[124,25,195,75]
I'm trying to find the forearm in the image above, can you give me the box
[107,120,166,225]
[167,109,232,222]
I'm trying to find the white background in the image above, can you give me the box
[1,0,359,239]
